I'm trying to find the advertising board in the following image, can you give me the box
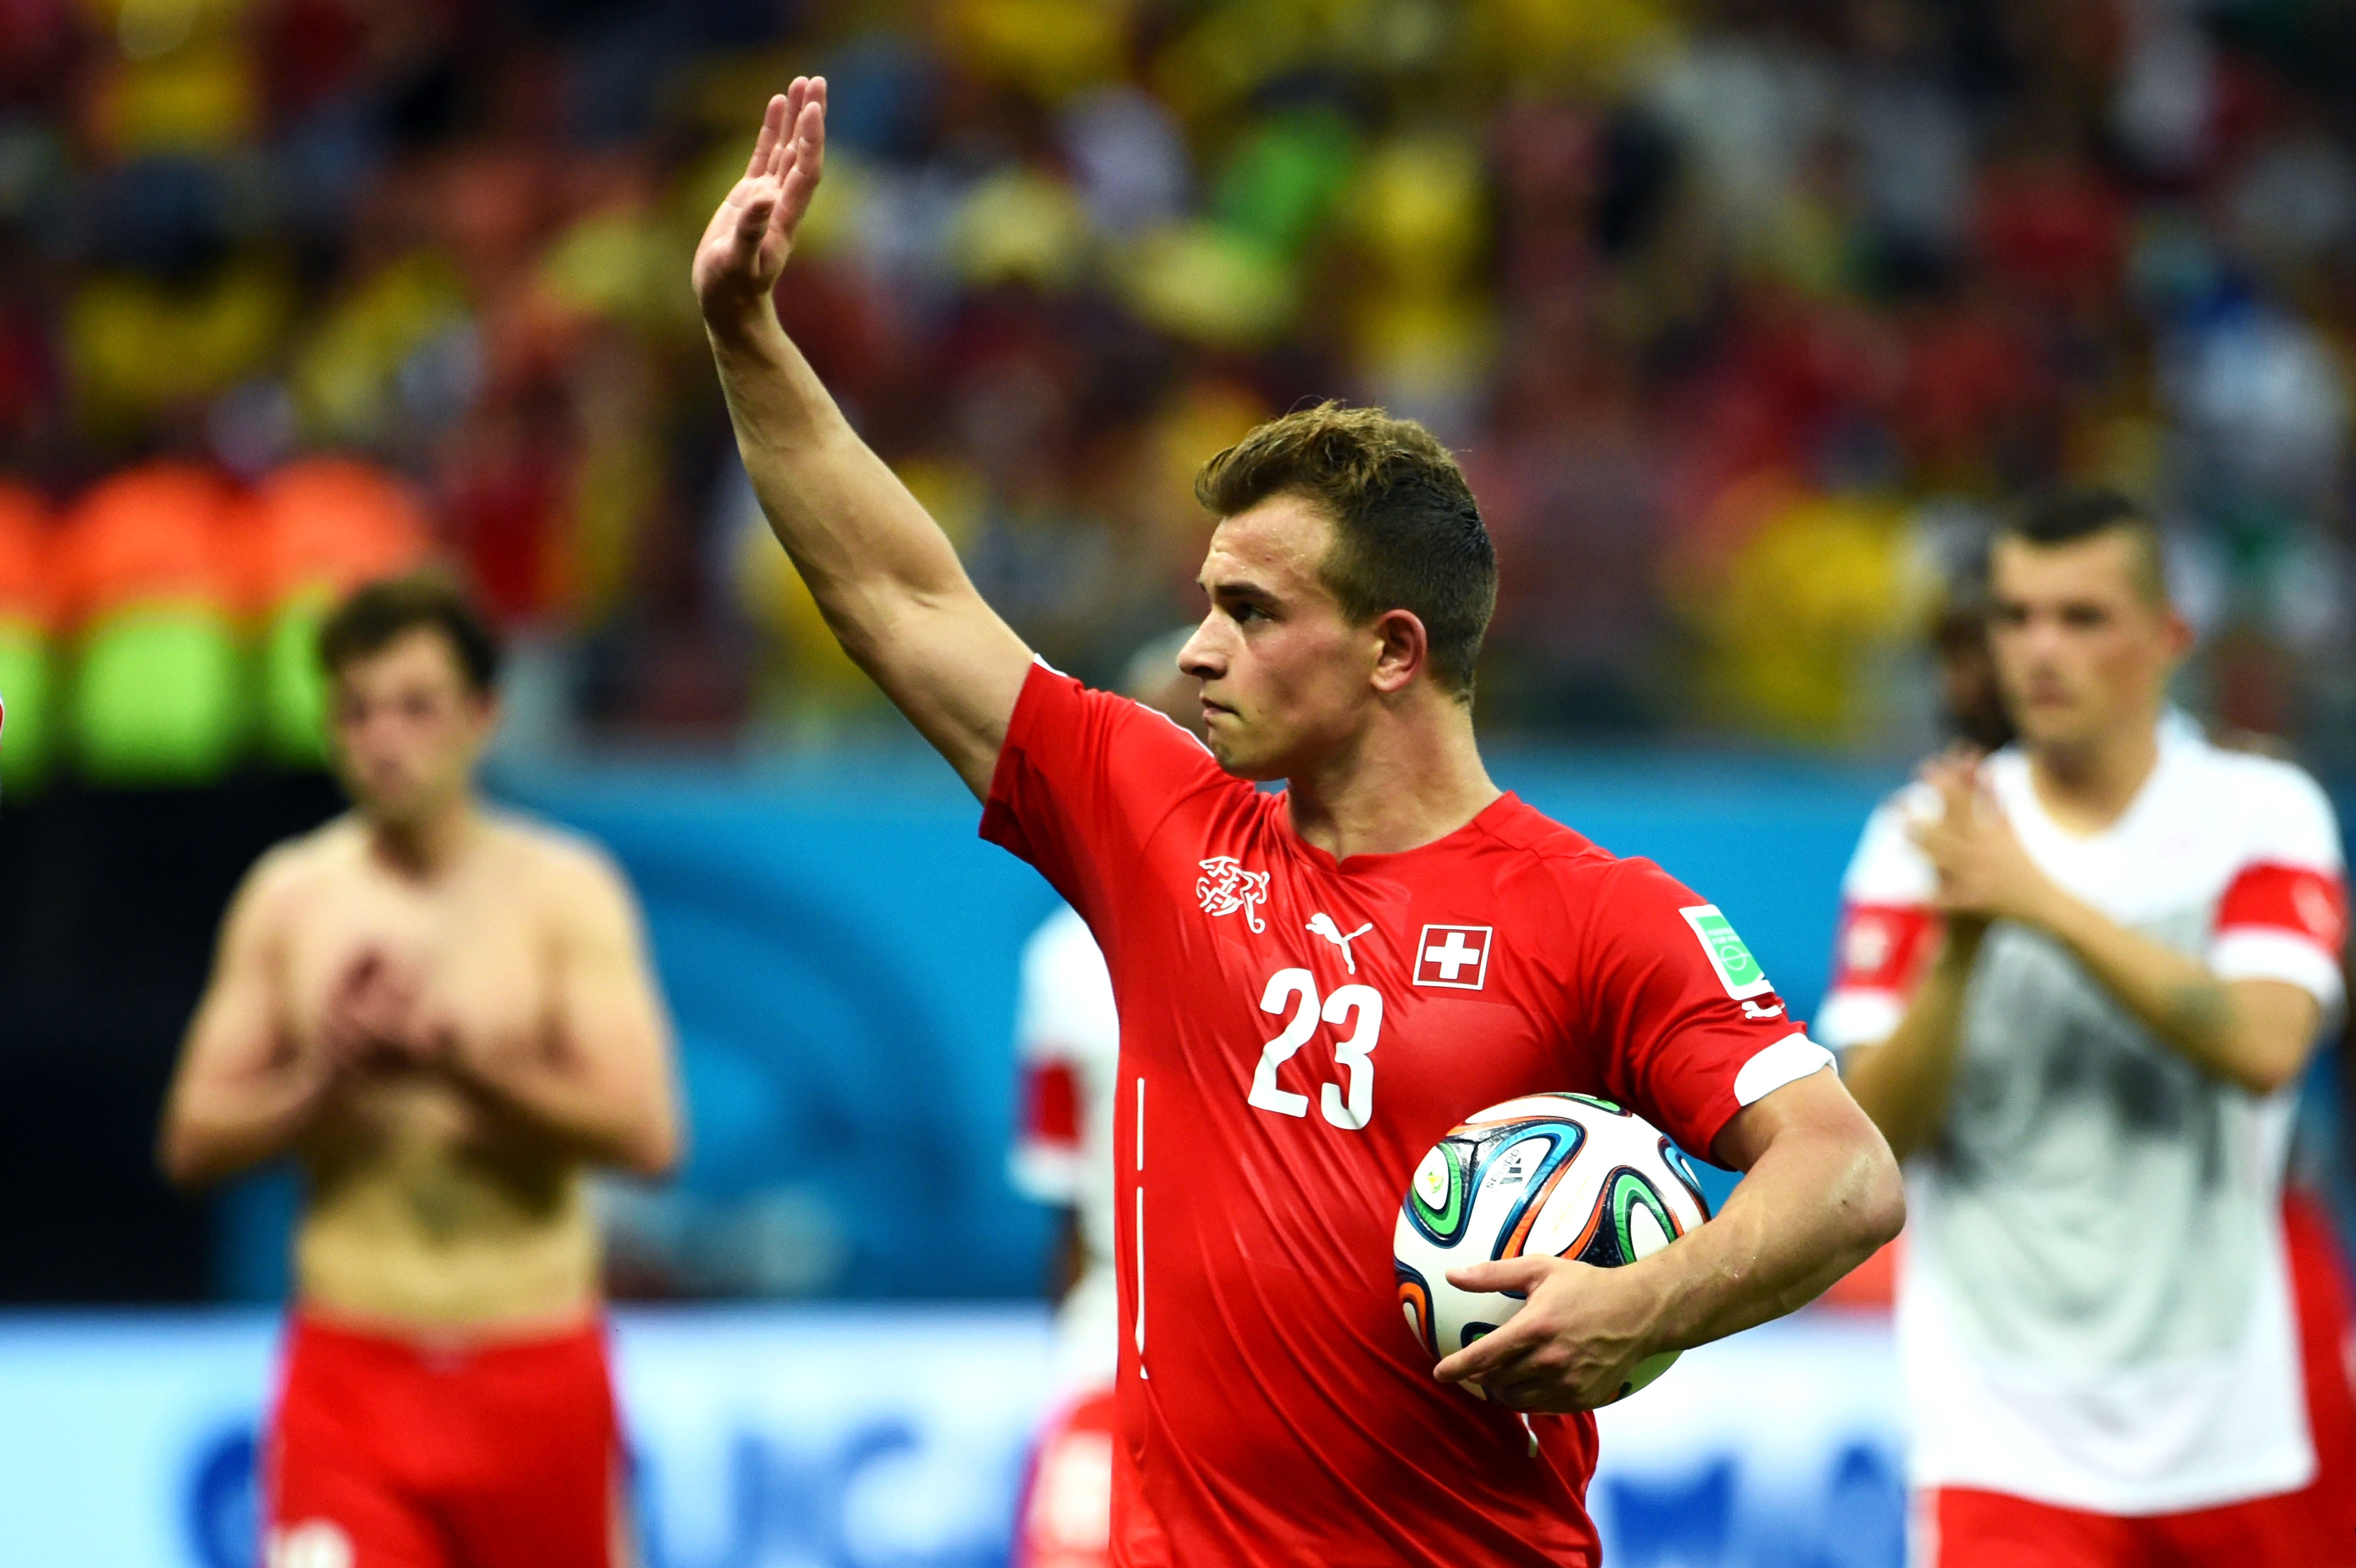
[0,1307,1902,1568]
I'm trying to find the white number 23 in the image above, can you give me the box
[1249,968,1384,1131]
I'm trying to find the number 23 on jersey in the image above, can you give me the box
[1250,968,1385,1131]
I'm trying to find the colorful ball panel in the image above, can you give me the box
[1391,1093,1712,1405]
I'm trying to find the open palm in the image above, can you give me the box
[693,76,828,321]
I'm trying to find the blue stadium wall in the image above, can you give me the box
[210,751,1941,1301]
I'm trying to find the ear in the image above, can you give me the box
[2161,605,2195,662]
[1369,609,1428,696]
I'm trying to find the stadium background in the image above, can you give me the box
[1,0,2353,1563]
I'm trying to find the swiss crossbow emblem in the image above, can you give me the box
[1196,856,1270,934]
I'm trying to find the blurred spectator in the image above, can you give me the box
[60,461,247,784]
[0,479,55,791]
[0,0,2349,767]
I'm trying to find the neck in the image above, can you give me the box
[1284,699,1501,861]
[2028,711,2162,833]
[367,795,481,878]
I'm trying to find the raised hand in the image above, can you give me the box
[693,77,828,326]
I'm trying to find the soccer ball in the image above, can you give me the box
[1393,1093,1712,1404]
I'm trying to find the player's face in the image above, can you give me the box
[328,629,497,825]
[1180,496,1382,780]
[1987,533,2187,753]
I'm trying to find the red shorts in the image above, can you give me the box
[264,1312,624,1568]
[1921,1192,2356,1568]
[1920,1484,2328,1568]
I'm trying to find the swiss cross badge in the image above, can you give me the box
[1413,924,1492,990]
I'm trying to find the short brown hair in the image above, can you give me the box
[319,571,502,694]
[1996,489,2170,606]
[1194,402,1495,699]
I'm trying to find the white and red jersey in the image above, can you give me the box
[981,663,1832,1566]
[1820,717,2349,1515]
[1011,903,1123,1394]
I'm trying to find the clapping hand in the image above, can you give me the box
[319,948,428,1077]
[1908,749,2053,936]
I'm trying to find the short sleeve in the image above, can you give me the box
[2209,762,2347,1009]
[1009,904,1120,1204]
[1010,1058,1083,1203]
[1817,787,1942,1051]
[980,661,1232,932]
[1580,859,1834,1162]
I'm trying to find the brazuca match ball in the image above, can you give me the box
[1393,1092,1712,1404]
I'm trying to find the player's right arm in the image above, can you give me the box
[694,79,1030,798]
[1815,775,1963,1163]
[1840,928,1981,1162]
[158,849,338,1187]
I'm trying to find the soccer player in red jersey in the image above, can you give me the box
[696,80,1905,1566]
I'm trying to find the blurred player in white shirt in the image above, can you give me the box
[1008,634,1196,1568]
[1825,492,2356,1565]
[1007,904,1123,1568]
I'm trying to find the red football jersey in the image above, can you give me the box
[982,665,1831,1566]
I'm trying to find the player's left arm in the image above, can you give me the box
[1915,760,2341,1097]
[1658,1070,1903,1339]
[438,844,682,1177]
[1437,1068,1901,1411]
[2015,912,2317,1096]
[1438,861,1903,1411]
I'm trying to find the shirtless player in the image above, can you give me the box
[159,574,679,1568]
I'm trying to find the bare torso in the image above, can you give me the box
[271,815,601,1335]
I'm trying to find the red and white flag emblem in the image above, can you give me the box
[1414,924,1492,990]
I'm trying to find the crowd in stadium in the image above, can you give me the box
[1,0,2353,784]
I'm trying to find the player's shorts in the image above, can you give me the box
[264,1311,623,1568]
[1917,1192,2356,1568]
[1917,1484,2331,1567]
[1014,1386,1117,1568]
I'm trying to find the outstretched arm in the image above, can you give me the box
[1433,1069,1902,1411]
[695,79,1031,797]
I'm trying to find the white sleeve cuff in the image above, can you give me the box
[1008,1145,1082,1205]
[1734,1033,1838,1107]
[2212,929,2346,1010]
[1814,988,1906,1051]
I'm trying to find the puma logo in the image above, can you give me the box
[1306,913,1374,975]
[1742,999,1785,1020]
